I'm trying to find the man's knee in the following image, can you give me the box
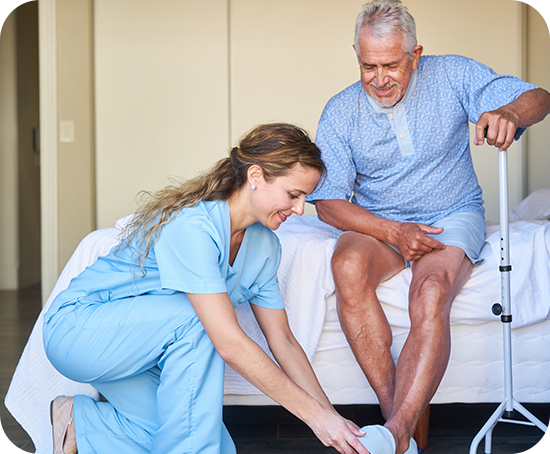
[331,243,371,285]
[409,273,452,323]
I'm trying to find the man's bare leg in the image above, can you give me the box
[331,231,407,420]
[332,232,474,454]
[383,245,473,453]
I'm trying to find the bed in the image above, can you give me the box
[5,189,550,454]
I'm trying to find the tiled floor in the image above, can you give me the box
[224,403,549,453]
[1,285,548,453]
[1,284,42,453]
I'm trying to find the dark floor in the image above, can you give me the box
[1,284,548,453]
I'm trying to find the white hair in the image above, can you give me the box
[354,0,417,56]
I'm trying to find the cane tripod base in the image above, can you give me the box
[469,399,547,454]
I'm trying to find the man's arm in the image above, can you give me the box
[315,198,445,262]
[475,87,550,151]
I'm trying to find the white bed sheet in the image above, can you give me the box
[5,216,550,453]
[224,216,550,396]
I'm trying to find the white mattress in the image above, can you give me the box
[317,295,550,404]
[225,312,550,406]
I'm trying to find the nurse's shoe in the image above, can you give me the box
[50,396,77,454]
[357,425,395,454]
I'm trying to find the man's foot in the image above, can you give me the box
[357,425,419,454]
[357,425,395,454]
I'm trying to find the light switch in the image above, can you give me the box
[60,121,75,143]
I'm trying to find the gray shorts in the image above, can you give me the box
[392,211,486,268]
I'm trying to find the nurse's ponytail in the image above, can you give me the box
[121,123,325,273]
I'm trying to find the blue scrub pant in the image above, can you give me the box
[43,293,237,454]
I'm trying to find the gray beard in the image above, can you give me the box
[369,82,402,108]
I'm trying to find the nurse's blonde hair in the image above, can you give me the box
[122,123,325,273]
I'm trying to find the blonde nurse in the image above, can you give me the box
[43,123,369,454]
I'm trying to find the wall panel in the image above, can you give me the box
[229,0,365,141]
[57,0,95,271]
[0,11,19,289]
[525,4,550,193]
[94,0,229,228]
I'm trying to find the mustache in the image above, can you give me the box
[369,81,399,90]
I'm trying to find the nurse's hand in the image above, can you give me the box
[307,406,368,454]
[189,293,368,453]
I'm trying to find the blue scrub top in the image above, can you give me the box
[44,200,285,323]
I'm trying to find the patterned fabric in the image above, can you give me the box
[308,54,537,225]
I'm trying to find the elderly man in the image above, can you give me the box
[307,1,550,453]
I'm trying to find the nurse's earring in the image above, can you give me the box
[247,164,262,192]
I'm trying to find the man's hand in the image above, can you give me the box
[474,88,550,151]
[474,104,521,151]
[390,222,445,262]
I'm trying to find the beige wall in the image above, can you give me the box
[0,11,19,289]
[94,0,230,228]
[94,0,540,226]
[229,0,364,140]
[526,3,550,194]
[57,0,95,269]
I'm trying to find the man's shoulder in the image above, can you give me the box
[418,54,472,72]
[416,54,477,92]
